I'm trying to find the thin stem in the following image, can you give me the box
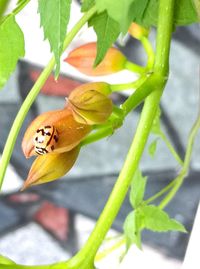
[0,6,97,190]
[145,178,177,204]
[141,36,155,69]
[95,237,125,262]
[125,61,146,74]
[110,75,147,92]
[12,0,31,16]
[159,107,200,209]
[159,131,184,166]
[81,125,113,146]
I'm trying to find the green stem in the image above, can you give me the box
[159,131,184,166]
[66,90,164,269]
[159,106,200,209]
[81,125,113,146]
[0,6,97,190]
[125,60,146,74]
[153,1,175,75]
[0,0,9,18]
[65,0,174,267]
[121,73,163,116]
[95,237,125,261]
[141,36,155,69]
[12,0,31,16]
[110,75,147,92]
[145,178,177,204]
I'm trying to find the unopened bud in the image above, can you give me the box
[67,82,113,124]
[64,42,127,76]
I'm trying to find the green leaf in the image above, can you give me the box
[148,138,158,157]
[136,0,199,27]
[38,0,72,78]
[141,205,187,233]
[129,0,149,24]
[89,11,120,66]
[95,0,136,33]
[0,255,15,265]
[81,0,95,12]
[0,15,25,89]
[123,211,142,249]
[130,168,147,209]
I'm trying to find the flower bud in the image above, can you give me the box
[128,23,149,40]
[22,108,91,158]
[67,82,113,125]
[64,42,127,76]
[21,147,80,190]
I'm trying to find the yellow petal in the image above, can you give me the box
[21,146,80,190]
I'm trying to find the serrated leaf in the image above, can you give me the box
[81,0,95,12]
[89,11,120,66]
[95,0,136,33]
[0,15,25,89]
[123,211,142,249]
[38,0,71,77]
[148,138,158,157]
[141,205,187,233]
[130,169,147,209]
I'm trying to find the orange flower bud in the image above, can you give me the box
[22,108,91,158]
[64,42,127,76]
[21,146,80,190]
[67,82,113,125]
[128,23,149,40]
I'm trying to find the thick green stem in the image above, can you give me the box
[154,0,175,75]
[66,89,164,269]
[65,0,175,267]
[121,73,163,116]
[0,6,97,190]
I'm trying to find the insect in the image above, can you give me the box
[33,125,59,155]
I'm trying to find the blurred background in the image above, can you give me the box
[0,0,199,268]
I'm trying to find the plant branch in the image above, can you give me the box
[64,1,175,267]
[0,0,9,19]
[159,131,184,166]
[141,36,155,69]
[159,104,200,209]
[0,6,97,190]
[125,60,146,74]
